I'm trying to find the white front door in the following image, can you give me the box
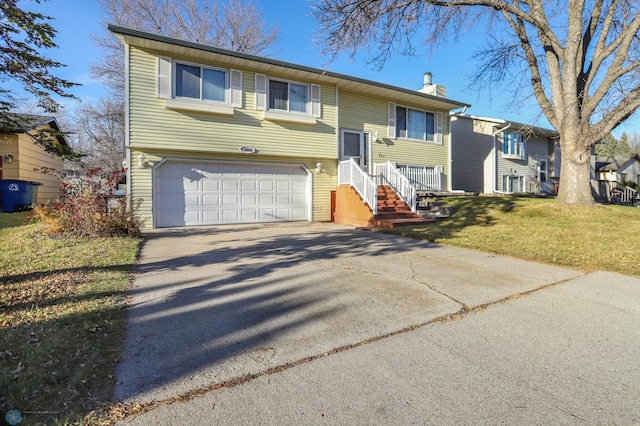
[341,130,367,170]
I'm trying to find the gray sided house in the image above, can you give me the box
[450,114,560,195]
[593,154,640,186]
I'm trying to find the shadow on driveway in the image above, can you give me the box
[115,223,453,403]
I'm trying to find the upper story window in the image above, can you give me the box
[269,79,308,113]
[503,132,526,159]
[255,73,321,124]
[396,106,435,142]
[157,56,242,115]
[175,62,227,102]
[388,102,443,145]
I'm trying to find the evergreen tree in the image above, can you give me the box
[0,0,79,157]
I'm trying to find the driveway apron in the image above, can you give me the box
[115,222,583,404]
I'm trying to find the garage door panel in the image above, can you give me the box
[202,194,220,205]
[156,161,309,227]
[291,207,306,219]
[259,194,274,205]
[184,194,200,208]
[241,194,257,205]
[292,194,306,204]
[276,194,291,204]
[222,180,239,191]
[259,181,274,191]
[259,209,276,220]
[222,210,240,221]
[241,210,258,221]
[202,179,220,191]
[202,211,221,222]
[222,194,239,206]
[241,180,257,191]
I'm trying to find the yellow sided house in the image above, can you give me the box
[0,114,68,210]
[110,25,469,228]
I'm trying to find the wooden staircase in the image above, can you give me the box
[372,185,436,228]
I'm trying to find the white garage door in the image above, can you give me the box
[155,161,309,227]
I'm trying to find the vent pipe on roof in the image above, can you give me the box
[423,72,432,87]
[418,72,446,97]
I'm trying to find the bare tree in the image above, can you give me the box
[92,0,279,94]
[628,130,640,154]
[313,0,640,206]
[73,97,125,174]
[76,0,279,173]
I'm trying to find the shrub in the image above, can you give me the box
[28,168,143,237]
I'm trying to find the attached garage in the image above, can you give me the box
[154,160,310,227]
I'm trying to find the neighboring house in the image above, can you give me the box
[110,25,470,228]
[450,114,560,195]
[593,154,640,185]
[0,114,68,204]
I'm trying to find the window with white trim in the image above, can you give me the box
[255,74,321,123]
[503,132,526,159]
[175,62,227,102]
[157,57,242,114]
[268,79,308,113]
[396,106,435,141]
[388,103,442,144]
[503,174,525,193]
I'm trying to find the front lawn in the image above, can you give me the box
[384,196,640,276]
[0,221,140,424]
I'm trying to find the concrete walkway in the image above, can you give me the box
[115,222,640,424]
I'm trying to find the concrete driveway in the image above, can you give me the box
[115,222,640,424]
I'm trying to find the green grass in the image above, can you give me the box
[0,223,140,425]
[0,211,29,229]
[383,196,640,276]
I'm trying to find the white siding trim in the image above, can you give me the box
[435,111,443,146]
[388,102,396,138]
[263,110,317,125]
[255,73,267,110]
[230,69,242,108]
[157,56,172,99]
[165,98,234,115]
[311,84,321,118]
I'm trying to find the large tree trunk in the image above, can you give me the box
[556,136,594,206]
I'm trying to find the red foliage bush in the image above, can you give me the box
[28,168,143,237]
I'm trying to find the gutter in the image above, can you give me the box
[492,123,513,193]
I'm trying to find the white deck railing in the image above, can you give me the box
[396,164,443,191]
[374,161,417,212]
[338,159,378,214]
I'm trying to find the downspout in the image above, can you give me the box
[447,114,453,192]
[492,122,512,193]
[124,42,132,208]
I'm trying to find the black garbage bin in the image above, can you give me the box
[0,180,42,212]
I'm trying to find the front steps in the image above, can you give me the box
[371,185,436,228]
[334,184,438,228]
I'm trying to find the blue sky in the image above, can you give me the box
[22,0,639,135]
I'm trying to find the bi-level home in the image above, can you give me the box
[450,114,561,195]
[110,25,469,228]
